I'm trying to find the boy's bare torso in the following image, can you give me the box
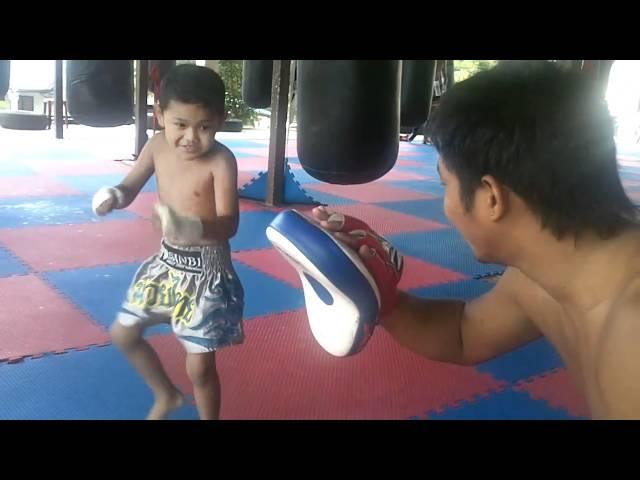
[152,133,221,223]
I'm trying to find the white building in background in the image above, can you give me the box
[5,60,220,114]
[6,88,52,113]
[6,60,60,114]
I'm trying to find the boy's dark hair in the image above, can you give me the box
[159,63,226,117]
[429,61,638,239]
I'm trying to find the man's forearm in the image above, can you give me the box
[380,291,469,365]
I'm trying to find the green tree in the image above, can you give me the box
[218,60,259,126]
[454,60,498,82]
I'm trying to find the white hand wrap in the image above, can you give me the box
[154,203,204,244]
[92,186,125,215]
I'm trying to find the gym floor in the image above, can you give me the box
[1,125,639,420]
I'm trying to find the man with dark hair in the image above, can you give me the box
[313,61,640,419]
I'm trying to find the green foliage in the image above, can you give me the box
[454,60,498,82]
[218,60,259,126]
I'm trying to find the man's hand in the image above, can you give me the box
[310,206,403,316]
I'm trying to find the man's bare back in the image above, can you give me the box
[499,235,640,419]
[309,62,640,420]
[312,205,640,420]
[399,61,640,419]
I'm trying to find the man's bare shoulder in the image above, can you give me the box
[602,275,640,349]
[494,267,550,302]
[594,275,640,419]
[491,267,560,327]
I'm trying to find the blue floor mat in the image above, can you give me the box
[0,162,37,176]
[0,246,30,277]
[425,387,580,420]
[44,263,171,337]
[477,337,565,384]
[0,346,199,420]
[58,174,157,194]
[234,262,305,319]
[388,229,504,277]
[0,195,137,228]
[380,198,452,226]
[387,180,444,197]
[230,211,279,251]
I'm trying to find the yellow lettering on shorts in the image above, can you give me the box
[128,277,195,327]
[172,290,195,329]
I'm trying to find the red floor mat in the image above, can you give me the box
[232,248,302,288]
[25,159,131,176]
[398,256,469,290]
[0,175,82,198]
[305,182,435,203]
[0,275,110,362]
[210,309,504,419]
[515,368,590,418]
[331,204,449,235]
[0,219,162,272]
[377,169,429,182]
[150,309,505,419]
[124,192,158,219]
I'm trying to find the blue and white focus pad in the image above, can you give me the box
[266,209,380,357]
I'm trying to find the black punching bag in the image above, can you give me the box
[66,60,133,127]
[242,60,273,108]
[400,60,436,128]
[297,60,401,185]
[0,60,9,98]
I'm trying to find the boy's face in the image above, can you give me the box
[438,157,501,264]
[156,100,224,160]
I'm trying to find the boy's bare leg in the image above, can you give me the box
[186,352,220,420]
[111,322,183,420]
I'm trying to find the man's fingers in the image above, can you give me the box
[358,245,375,259]
[311,206,330,221]
[333,232,362,248]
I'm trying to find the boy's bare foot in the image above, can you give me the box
[147,388,184,420]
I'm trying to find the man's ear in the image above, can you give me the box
[479,174,510,221]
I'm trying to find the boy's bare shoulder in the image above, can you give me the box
[205,141,238,172]
[139,132,170,168]
[213,141,237,162]
[147,132,169,154]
